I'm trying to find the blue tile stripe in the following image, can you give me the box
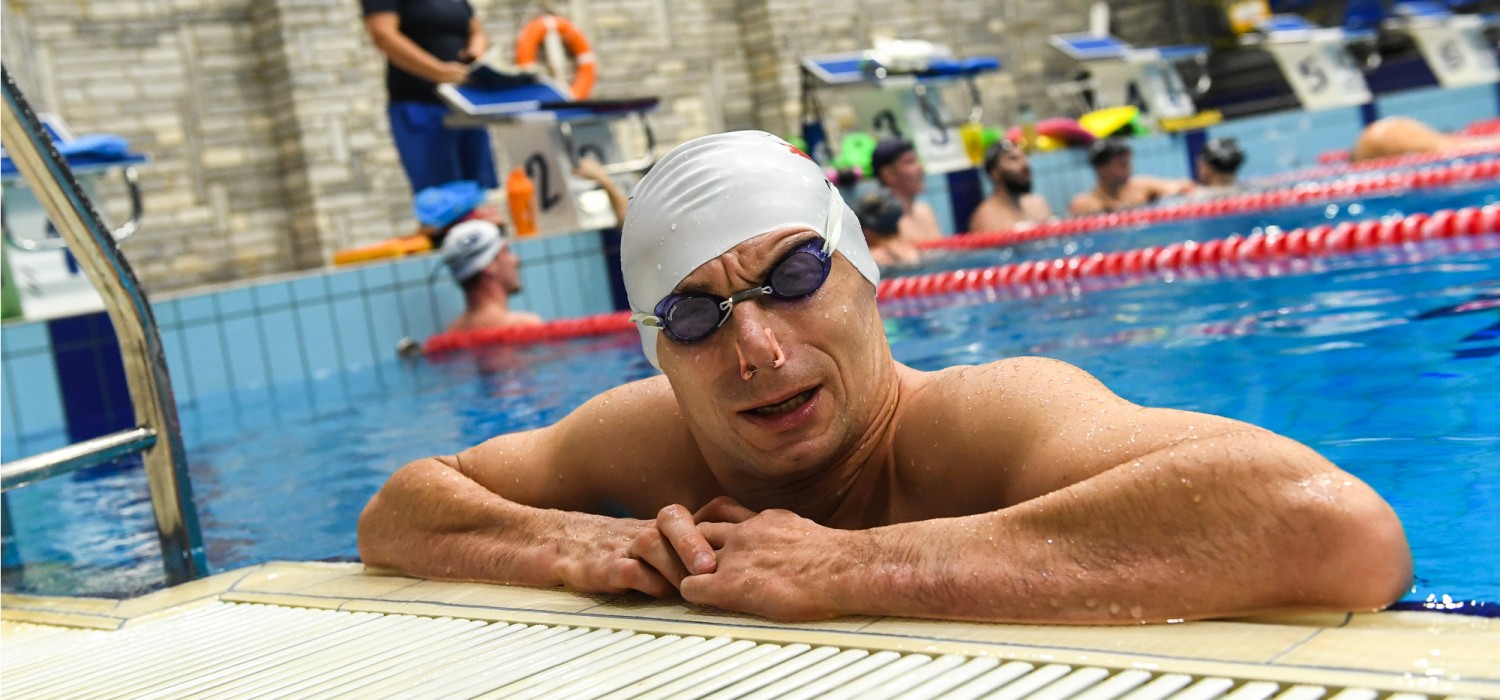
[46,311,133,443]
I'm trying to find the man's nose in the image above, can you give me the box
[728,302,786,380]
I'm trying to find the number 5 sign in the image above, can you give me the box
[1266,35,1371,111]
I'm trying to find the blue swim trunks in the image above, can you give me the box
[387,101,499,193]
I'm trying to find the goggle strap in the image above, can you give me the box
[822,181,842,255]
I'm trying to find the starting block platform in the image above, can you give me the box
[1384,1,1500,88]
[1049,33,1210,121]
[800,43,1002,174]
[1,115,146,321]
[1242,14,1376,111]
[437,65,659,235]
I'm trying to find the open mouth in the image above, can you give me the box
[746,387,817,417]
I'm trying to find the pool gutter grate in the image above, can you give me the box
[1,601,1489,699]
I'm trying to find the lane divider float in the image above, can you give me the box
[928,159,1500,253]
[884,205,1498,300]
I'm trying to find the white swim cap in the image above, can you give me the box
[622,130,880,368]
[440,219,505,284]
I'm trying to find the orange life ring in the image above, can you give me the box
[515,15,596,100]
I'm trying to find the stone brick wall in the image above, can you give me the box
[2,0,1177,294]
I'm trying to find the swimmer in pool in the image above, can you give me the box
[870,138,944,244]
[1068,138,1196,216]
[968,138,1054,234]
[1193,137,1247,197]
[853,188,921,268]
[1352,116,1500,162]
[436,216,542,332]
[360,131,1411,624]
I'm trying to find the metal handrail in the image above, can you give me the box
[3,165,144,251]
[0,65,207,585]
[2,427,157,492]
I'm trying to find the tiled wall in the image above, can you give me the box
[1,229,619,461]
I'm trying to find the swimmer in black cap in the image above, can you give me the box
[1068,137,1195,216]
[1196,138,1246,193]
[854,188,921,267]
[870,138,943,243]
[968,138,1054,234]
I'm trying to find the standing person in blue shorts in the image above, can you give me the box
[362,0,499,193]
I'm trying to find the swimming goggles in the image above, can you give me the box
[631,180,845,344]
[632,239,832,343]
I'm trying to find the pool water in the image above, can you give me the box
[4,188,1498,616]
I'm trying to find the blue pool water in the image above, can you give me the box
[4,187,1498,616]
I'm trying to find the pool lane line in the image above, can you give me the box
[880,205,1500,301]
[928,157,1500,253]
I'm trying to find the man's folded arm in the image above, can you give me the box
[357,376,713,595]
[850,428,1412,623]
[851,360,1412,623]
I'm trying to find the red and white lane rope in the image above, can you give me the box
[884,205,1499,299]
[927,159,1500,253]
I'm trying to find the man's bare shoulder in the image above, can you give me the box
[908,357,1106,414]
[1068,191,1100,216]
[968,199,1016,233]
[883,359,1102,515]
[1021,193,1054,220]
[462,375,718,516]
[561,375,706,465]
[902,202,944,242]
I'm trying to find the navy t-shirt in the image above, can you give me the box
[361,0,475,104]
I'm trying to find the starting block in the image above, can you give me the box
[800,41,1002,174]
[1243,14,1376,111]
[1385,1,1500,88]
[1048,33,1211,122]
[1,114,146,321]
[439,65,658,235]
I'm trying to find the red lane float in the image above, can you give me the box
[882,205,1499,301]
[927,158,1500,254]
[422,311,633,355]
[1287,143,1500,183]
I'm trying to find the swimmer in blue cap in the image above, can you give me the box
[362,130,1410,624]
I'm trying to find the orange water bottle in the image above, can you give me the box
[507,167,538,237]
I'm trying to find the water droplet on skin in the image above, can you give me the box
[1109,602,1121,614]
[1129,605,1143,618]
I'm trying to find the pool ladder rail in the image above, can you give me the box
[0,64,208,584]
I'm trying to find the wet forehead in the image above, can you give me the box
[674,227,817,294]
